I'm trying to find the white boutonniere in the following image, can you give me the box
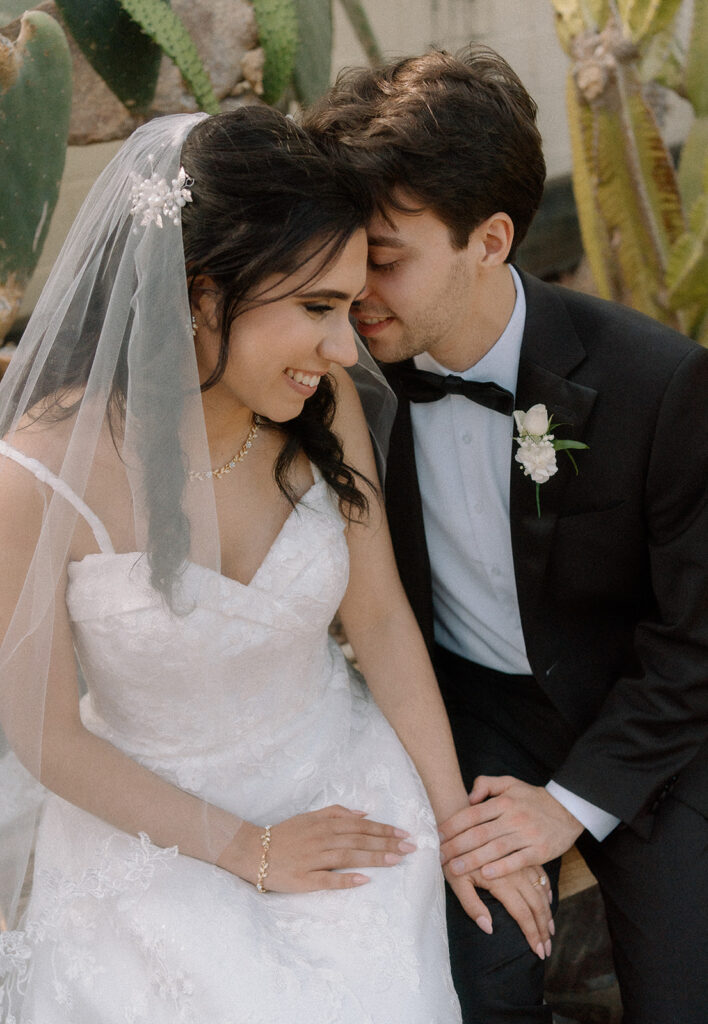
[513,403,589,517]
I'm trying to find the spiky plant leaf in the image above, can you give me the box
[666,192,708,311]
[552,0,588,53]
[685,0,708,116]
[119,0,219,113]
[679,116,708,213]
[292,0,331,106]
[0,10,72,340]
[252,0,299,105]
[579,0,610,28]
[566,73,618,299]
[695,308,708,347]
[55,0,163,109]
[577,57,684,325]
[552,0,610,56]
[638,27,684,90]
[617,0,683,44]
[339,0,382,66]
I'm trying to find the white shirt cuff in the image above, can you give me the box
[545,780,621,841]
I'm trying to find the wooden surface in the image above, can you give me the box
[558,845,596,900]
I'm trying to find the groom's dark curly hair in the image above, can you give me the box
[302,45,547,260]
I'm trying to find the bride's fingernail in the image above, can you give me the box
[398,841,417,853]
[351,874,369,885]
[549,919,555,936]
[536,943,545,961]
[450,858,465,875]
[394,828,410,838]
[545,940,552,957]
[475,916,493,935]
[384,853,402,865]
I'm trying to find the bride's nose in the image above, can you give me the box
[319,317,358,368]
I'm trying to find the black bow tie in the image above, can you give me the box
[396,364,514,416]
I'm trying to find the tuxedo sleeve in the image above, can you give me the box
[552,343,708,831]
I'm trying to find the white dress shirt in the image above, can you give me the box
[411,267,618,840]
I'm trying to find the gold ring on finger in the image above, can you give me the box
[531,875,547,887]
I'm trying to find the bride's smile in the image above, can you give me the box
[193,230,366,429]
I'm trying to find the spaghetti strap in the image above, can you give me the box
[0,439,115,555]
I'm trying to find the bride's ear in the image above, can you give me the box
[189,275,221,333]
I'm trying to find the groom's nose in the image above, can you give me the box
[350,282,372,314]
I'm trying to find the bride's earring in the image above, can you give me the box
[191,313,197,338]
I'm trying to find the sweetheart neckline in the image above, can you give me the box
[68,476,328,591]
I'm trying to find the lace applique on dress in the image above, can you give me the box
[2,461,461,1023]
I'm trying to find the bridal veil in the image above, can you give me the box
[0,108,393,963]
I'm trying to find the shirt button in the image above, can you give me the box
[462,433,472,444]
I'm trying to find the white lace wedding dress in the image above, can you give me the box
[0,444,461,1024]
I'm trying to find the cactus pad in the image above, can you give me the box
[0,11,72,341]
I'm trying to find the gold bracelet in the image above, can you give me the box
[256,825,271,893]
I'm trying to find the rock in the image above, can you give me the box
[240,45,265,97]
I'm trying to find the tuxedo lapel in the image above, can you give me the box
[382,361,436,648]
[510,272,597,657]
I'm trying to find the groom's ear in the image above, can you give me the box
[477,213,514,267]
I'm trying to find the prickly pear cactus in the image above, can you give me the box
[0,11,72,342]
[252,0,299,105]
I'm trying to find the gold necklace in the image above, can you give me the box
[188,416,260,482]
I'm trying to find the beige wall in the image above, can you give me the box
[333,0,573,178]
[333,0,693,180]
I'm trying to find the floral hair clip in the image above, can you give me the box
[129,166,194,229]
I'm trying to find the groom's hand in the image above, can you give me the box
[438,775,583,880]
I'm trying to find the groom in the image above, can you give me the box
[304,46,708,1023]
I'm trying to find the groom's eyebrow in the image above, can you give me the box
[367,234,406,248]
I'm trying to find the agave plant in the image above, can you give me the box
[253,0,381,106]
[552,0,708,344]
[56,0,220,113]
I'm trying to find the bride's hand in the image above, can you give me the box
[219,805,417,892]
[446,862,554,959]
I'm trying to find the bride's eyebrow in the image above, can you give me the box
[296,289,354,301]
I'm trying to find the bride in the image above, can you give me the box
[0,107,550,1023]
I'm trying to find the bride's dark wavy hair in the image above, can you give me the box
[180,107,374,514]
[9,108,375,604]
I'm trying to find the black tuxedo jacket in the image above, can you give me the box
[382,270,708,838]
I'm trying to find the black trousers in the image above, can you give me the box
[434,644,708,1024]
